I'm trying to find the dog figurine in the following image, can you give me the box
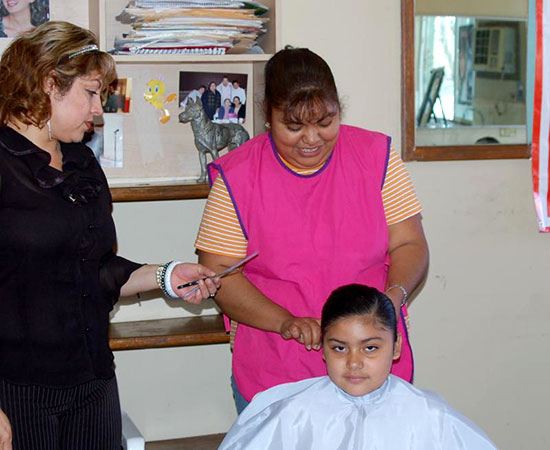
[179,97,250,183]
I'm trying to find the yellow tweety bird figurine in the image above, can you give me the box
[144,79,177,124]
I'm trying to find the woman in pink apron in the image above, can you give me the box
[196,47,429,412]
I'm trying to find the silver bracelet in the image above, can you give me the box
[386,284,408,307]
[164,260,182,298]
[156,261,181,299]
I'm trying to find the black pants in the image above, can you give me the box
[0,376,121,450]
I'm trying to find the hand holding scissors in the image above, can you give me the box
[177,252,259,299]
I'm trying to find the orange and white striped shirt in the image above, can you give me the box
[195,149,421,258]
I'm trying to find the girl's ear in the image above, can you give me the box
[393,333,402,360]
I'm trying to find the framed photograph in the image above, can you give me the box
[103,77,132,113]
[0,0,49,39]
[97,63,254,201]
[179,72,248,124]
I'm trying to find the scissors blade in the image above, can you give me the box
[177,251,258,296]
[209,251,259,280]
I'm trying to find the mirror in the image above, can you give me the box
[401,0,531,161]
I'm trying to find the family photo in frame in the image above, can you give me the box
[178,71,250,183]
[179,71,248,124]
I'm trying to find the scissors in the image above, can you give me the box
[177,252,259,298]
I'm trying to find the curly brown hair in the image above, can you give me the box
[0,21,116,127]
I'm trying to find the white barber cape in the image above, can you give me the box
[219,375,498,450]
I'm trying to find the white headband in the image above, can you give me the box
[59,44,99,64]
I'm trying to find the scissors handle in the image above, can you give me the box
[176,279,200,289]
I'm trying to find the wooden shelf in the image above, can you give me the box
[109,314,229,351]
[110,183,210,202]
[113,54,273,64]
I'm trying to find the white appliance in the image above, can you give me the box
[121,411,145,450]
[473,26,516,74]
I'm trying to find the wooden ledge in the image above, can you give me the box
[109,314,229,351]
[146,433,226,449]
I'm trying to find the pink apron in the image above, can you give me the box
[209,125,413,401]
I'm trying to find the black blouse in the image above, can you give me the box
[0,127,141,387]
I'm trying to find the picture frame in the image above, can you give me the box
[103,77,132,114]
[0,0,49,39]
[416,67,445,127]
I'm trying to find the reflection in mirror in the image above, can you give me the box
[415,16,527,147]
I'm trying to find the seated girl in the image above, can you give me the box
[219,284,497,450]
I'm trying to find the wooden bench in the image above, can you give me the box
[109,314,229,351]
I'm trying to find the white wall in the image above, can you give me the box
[110,1,550,448]
[410,160,548,450]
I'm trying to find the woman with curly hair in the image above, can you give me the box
[0,21,220,449]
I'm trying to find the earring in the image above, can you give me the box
[264,122,271,129]
[46,119,52,141]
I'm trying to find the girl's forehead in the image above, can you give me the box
[324,315,391,338]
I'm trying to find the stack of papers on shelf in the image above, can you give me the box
[112,0,269,55]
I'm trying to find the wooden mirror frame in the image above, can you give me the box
[401,0,532,161]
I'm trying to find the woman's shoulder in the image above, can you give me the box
[211,132,270,167]
[339,124,389,143]
[337,124,390,173]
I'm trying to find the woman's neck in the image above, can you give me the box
[7,120,63,170]
[3,7,33,36]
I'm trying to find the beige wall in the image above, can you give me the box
[107,0,549,448]
[416,0,528,17]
